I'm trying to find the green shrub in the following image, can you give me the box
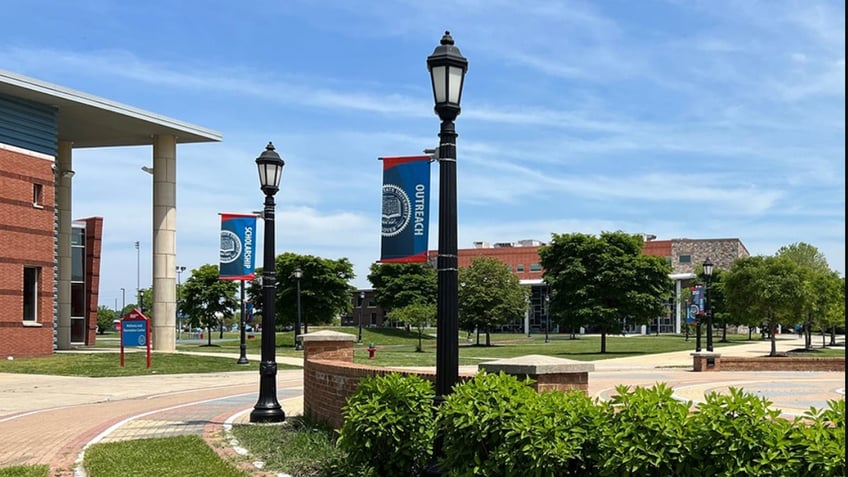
[598,383,693,477]
[791,399,845,476]
[688,387,799,476]
[336,373,435,477]
[501,388,608,476]
[436,371,538,476]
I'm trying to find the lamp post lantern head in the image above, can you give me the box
[703,258,714,278]
[427,31,468,122]
[293,267,302,279]
[256,142,285,196]
[359,290,365,299]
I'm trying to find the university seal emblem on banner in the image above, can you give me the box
[382,184,412,237]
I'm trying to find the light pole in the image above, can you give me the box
[120,287,126,311]
[293,267,303,351]
[250,142,286,424]
[428,31,468,399]
[703,258,714,352]
[176,266,186,341]
[134,241,140,309]
[358,291,365,344]
[695,287,702,352]
[544,291,550,344]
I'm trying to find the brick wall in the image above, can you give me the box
[719,356,844,372]
[0,146,56,357]
[302,332,593,429]
[83,217,103,345]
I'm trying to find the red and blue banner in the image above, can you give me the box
[687,286,704,323]
[379,155,431,263]
[219,213,257,280]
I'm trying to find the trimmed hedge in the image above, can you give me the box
[332,372,845,477]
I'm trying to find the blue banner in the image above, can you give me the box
[219,213,257,280]
[379,155,431,263]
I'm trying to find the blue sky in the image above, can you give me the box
[1,0,844,308]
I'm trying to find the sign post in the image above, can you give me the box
[120,308,151,368]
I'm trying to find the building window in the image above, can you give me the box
[679,255,691,263]
[530,263,542,272]
[32,183,43,208]
[516,264,525,272]
[370,312,377,326]
[23,267,39,321]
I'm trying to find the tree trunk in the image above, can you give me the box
[830,326,837,346]
[721,324,728,342]
[748,327,752,341]
[485,330,491,347]
[821,328,826,348]
[770,331,777,356]
[207,326,212,346]
[601,331,607,353]
[476,328,480,346]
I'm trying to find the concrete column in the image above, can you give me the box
[152,135,177,351]
[56,141,73,349]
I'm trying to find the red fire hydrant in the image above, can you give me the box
[368,343,377,360]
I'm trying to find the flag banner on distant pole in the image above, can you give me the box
[379,155,431,263]
[219,213,257,280]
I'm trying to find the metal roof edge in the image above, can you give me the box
[0,69,222,142]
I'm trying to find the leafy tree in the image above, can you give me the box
[367,262,437,312]
[776,242,841,349]
[178,264,238,345]
[458,257,528,346]
[248,253,354,331]
[96,306,117,334]
[723,255,806,356]
[776,242,830,273]
[539,231,672,353]
[386,303,436,352]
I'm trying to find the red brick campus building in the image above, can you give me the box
[350,237,748,334]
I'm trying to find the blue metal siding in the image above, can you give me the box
[0,93,57,156]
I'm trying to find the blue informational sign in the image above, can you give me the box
[219,213,257,280]
[122,320,148,347]
[379,155,431,263]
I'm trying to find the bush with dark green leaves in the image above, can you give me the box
[435,371,539,476]
[335,372,435,477]
[598,383,693,476]
[327,373,844,477]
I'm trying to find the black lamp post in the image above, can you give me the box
[544,292,550,344]
[428,31,468,399]
[695,293,702,352]
[703,258,714,352]
[293,267,303,351]
[237,279,249,365]
[358,291,365,344]
[176,266,185,341]
[250,142,286,423]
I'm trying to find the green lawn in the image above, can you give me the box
[83,435,245,477]
[352,333,755,366]
[0,351,297,377]
[0,465,48,477]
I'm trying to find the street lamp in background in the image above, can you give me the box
[176,266,186,341]
[120,287,126,311]
[249,142,286,424]
[703,258,714,352]
[544,292,550,344]
[134,241,140,309]
[358,291,365,344]
[428,31,468,399]
[293,267,303,350]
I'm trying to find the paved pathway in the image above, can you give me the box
[0,334,842,476]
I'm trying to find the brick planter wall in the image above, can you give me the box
[719,356,844,372]
[301,332,595,429]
